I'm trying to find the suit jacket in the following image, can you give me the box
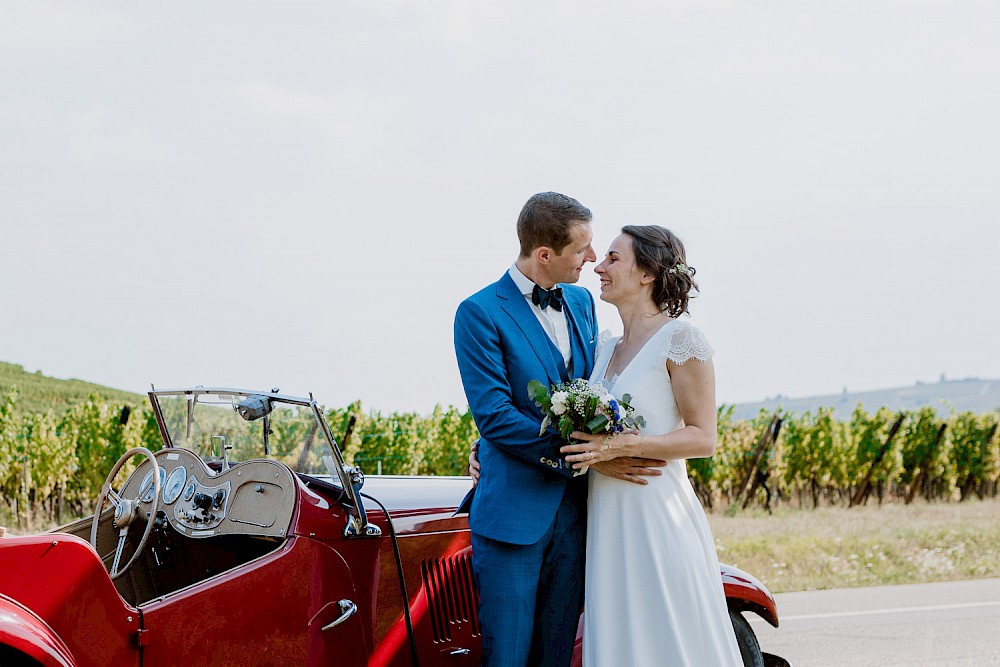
[454,272,598,545]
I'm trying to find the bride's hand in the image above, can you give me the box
[561,430,642,468]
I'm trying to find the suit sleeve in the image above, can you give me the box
[454,298,576,478]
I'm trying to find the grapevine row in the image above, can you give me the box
[1,390,997,529]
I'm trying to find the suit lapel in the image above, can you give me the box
[561,288,592,380]
[496,273,565,386]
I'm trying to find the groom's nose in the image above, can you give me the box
[584,245,597,263]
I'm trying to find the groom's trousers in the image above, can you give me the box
[471,482,586,667]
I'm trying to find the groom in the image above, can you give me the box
[454,192,597,666]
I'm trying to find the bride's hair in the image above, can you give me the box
[621,225,698,318]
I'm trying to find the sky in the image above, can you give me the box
[1,1,998,414]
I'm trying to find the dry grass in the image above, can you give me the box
[709,499,1000,593]
[7,497,999,595]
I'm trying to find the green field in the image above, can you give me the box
[3,359,999,594]
[709,499,1000,593]
[0,361,144,415]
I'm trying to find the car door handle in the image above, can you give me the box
[322,599,358,631]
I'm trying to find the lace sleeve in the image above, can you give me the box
[595,329,615,358]
[661,320,713,365]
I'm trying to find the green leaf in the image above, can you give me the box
[560,416,574,442]
[587,415,609,434]
[527,379,552,411]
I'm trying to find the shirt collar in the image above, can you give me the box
[508,262,538,298]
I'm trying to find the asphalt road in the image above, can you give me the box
[749,578,1000,666]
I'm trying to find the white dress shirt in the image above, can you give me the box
[508,263,573,370]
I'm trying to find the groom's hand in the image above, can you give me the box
[591,457,666,485]
[468,441,481,486]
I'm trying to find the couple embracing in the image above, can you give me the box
[453,192,743,666]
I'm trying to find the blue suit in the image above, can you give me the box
[454,272,597,666]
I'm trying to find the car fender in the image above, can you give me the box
[0,595,76,667]
[721,563,780,627]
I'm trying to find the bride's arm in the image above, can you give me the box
[561,358,717,468]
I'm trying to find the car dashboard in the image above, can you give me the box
[53,448,301,607]
[125,448,297,541]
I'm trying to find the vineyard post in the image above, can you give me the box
[340,414,357,451]
[850,412,905,508]
[985,423,998,500]
[742,418,783,512]
[960,422,997,502]
[294,420,321,471]
[905,422,948,504]
[734,414,781,508]
[19,454,29,530]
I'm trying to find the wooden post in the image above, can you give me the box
[905,423,947,504]
[926,423,948,502]
[961,423,998,501]
[294,421,320,471]
[341,414,357,452]
[735,415,782,508]
[850,413,905,508]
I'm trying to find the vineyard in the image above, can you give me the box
[1,388,998,530]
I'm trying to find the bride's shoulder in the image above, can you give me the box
[661,317,714,365]
[595,329,618,356]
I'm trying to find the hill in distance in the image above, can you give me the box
[0,361,146,416]
[3,360,998,421]
[731,377,1000,420]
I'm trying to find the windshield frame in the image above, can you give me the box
[147,387,375,537]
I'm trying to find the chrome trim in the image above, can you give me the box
[311,402,380,538]
[147,387,382,539]
[321,599,358,631]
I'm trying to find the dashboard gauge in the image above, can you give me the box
[140,467,166,503]
[163,467,188,504]
[183,480,196,502]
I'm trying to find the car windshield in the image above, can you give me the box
[151,390,338,477]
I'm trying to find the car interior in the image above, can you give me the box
[54,447,298,607]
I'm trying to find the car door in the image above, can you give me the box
[139,537,367,666]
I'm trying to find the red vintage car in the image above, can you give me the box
[0,388,791,667]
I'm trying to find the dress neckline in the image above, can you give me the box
[602,319,674,385]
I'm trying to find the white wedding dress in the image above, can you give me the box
[583,318,743,667]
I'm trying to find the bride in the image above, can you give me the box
[560,225,743,666]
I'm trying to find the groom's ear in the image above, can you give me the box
[535,246,553,265]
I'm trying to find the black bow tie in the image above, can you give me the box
[532,284,564,312]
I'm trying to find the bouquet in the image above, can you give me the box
[528,378,645,443]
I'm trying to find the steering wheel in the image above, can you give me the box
[90,447,160,580]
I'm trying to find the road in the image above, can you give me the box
[750,578,1000,666]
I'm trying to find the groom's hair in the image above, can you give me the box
[517,192,592,257]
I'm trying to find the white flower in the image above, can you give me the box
[551,391,569,415]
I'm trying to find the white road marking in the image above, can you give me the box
[751,600,1000,622]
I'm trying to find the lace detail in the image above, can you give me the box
[595,329,615,358]
[660,319,713,366]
